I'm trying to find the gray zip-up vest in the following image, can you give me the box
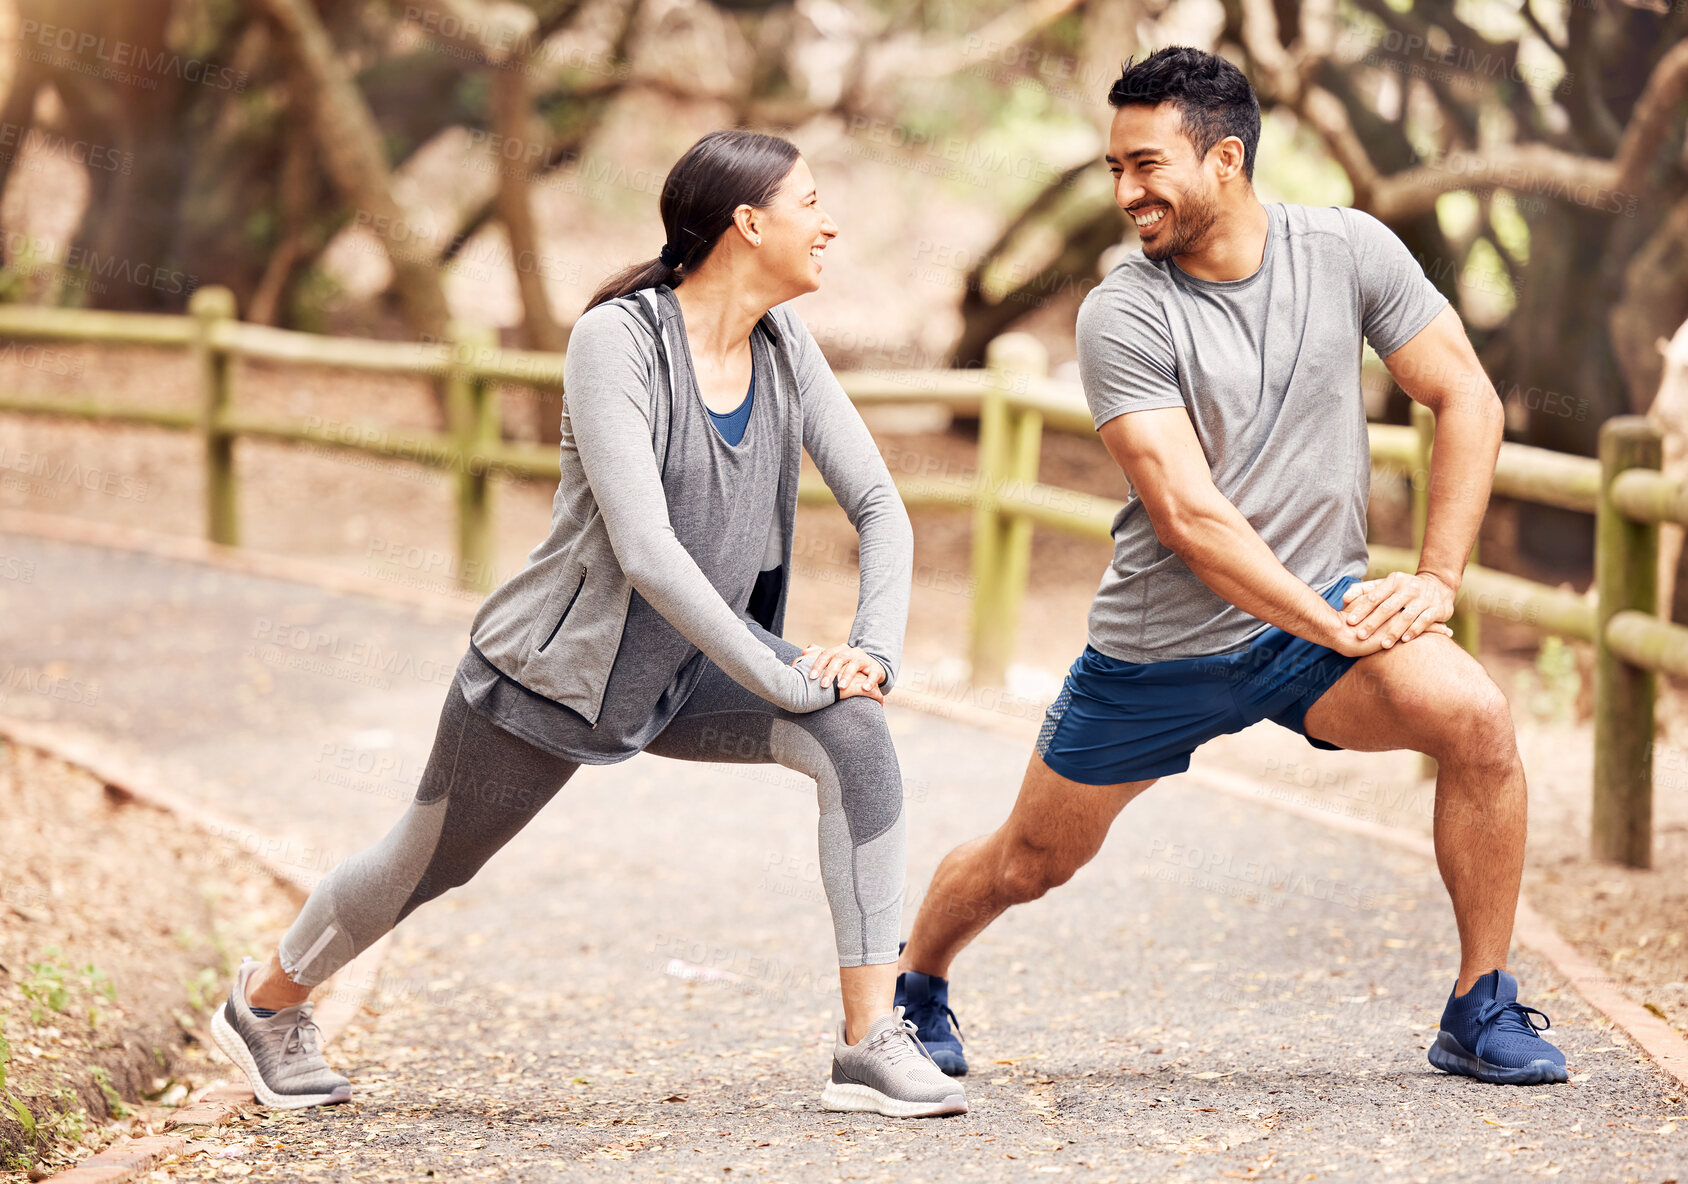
[468,286,888,725]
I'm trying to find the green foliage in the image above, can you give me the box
[184,967,224,1015]
[0,238,54,306]
[1436,191,1482,241]
[90,1067,127,1119]
[6,1094,35,1145]
[19,959,69,1026]
[0,1013,37,1151]
[1254,108,1352,207]
[1518,635,1581,722]
[1490,193,1531,264]
[19,950,117,1027]
[288,267,344,336]
[45,1089,90,1145]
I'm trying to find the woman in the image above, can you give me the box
[210,130,966,1120]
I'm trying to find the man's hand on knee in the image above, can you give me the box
[1340,571,1458,649]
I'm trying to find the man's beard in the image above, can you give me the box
[1141,183,1220,262]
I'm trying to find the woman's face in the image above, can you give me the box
[752,156,838,296]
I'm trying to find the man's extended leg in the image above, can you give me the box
[893,754,1151,1074]
[1299,632,1565,1084]
[900,753,1153,977]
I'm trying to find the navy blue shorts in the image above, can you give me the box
[1036,575,1363,786]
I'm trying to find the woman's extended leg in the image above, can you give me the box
[215,678,580,1107]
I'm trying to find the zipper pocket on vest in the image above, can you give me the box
[536,568,587,653]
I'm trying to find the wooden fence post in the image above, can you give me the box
[1593,416,1662,868]
[968,332,1047,687]
[191,286,238,546]
[448,324,500,594]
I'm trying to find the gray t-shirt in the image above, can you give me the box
[1078,202,1449,662]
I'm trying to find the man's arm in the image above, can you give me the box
[1096,408,1444,656]
[1339,303,1504,644]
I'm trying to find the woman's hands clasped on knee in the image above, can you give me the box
[797,643,887,702]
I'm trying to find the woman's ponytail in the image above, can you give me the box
[585,257,678,312]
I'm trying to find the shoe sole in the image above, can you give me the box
[211,1007,352,1109]
[819,1082,968,1118]
[1427,1032,1568,1085]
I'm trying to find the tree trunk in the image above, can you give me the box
[253,0,453,348]
[42,0,196,311]
[491,55,568,443]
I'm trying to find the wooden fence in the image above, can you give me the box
[0,285,1683,868]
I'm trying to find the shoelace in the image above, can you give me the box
[867,1016,936,1067]
[907,1000,964,1046]
[282,1001,325,1058]
[1471,997,1552,1060]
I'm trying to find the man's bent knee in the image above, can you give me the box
[1431,681,1518,767]
[997,842,1080,906]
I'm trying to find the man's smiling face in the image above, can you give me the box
[1106,102,1223,263]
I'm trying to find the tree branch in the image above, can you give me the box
[960,160,1100,298]
[1237,0,1654,225]
[1519,0,1564,58]
[1614,39,1688,194]
[254,0,453,343]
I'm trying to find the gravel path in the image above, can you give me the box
[6,532,1685,1182]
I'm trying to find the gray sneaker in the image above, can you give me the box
[210,957,351,1108]
[820,1007,968,1117]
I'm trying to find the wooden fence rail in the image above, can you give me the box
[0,286,1680,867]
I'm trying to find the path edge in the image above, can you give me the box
[0,714,390,1182]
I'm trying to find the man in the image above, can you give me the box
[895,46,1567,1087]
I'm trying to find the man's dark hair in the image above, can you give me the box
[1108,47,1261,182]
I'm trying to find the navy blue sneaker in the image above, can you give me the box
[1428,969,1568,1085]
[894,944,967,1077]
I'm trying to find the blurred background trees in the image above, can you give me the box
[0,0,1685,565]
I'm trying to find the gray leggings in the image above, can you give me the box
[278,656,906,985]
